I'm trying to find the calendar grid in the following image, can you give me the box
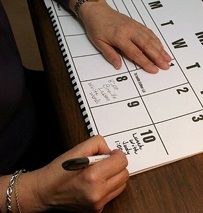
[44,0,203,174]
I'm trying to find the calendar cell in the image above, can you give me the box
[131,60,187,95]
[73,54,127,81]
[82,73,139,107]
[156,111,203,157]
[45,0,203,175]
[104,125,169,174]
[143,84,202,123]
[66,35,99,57]
[91,98,152,136]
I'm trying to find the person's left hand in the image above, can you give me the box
[79,0,171,73]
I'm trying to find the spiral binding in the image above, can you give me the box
[47,7,94,137]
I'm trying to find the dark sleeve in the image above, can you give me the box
[0,1,25,133]
[0,1,36,174]
[54,0,71,11]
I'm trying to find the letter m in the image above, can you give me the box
[149,1,163,9]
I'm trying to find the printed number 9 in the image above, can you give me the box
[127,101,139,107]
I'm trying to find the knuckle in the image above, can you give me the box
[94,134,105,142]
[92,202,104,213]
[133,49,144,58]
[87,192,105,211]
[105,51,117,61]
[120,153,128,167]
[81,174,105,210]
[114,28,126,39]
[124,169,130,180]
[114,150,128,168]
[88,193,101,204]
[142,39,153,51]
[83,171,99,185]
[143,60,155,69]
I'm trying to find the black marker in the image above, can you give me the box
[62,154,110,171]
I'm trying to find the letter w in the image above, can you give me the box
[172,38,188,49]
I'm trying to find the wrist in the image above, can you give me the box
[15,170,48,212]
[0,175,11,213]
[71,0,106,19]
[75,0,100,18]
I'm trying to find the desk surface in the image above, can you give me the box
[27,0,203,212]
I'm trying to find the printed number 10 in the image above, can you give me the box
[140,129,156,143]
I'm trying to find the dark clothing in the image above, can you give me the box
[0,0,36,174]
[0,0,63,175]
[55,0,71,11]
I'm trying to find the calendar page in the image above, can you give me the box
[44,0,203,175]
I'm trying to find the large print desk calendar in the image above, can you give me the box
[44,0,203,175]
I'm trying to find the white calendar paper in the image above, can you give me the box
[44,0,203,175]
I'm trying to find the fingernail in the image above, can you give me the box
[150,66,159,73]
[163,62,171,70]
[164,52,172,62]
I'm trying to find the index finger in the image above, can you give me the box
[66,135,111,159]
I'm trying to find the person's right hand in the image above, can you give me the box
[16,135,129,213]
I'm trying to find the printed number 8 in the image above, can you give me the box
[116,76,128,82]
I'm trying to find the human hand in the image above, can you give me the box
[79,0,171,73]
[19,135,128,212]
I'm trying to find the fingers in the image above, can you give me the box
[80,150,129,212]
[96,34,171,73]
[64,135,111,160]
[102,182,127,205]
[95,41,122,70]
[89,12,171,73]
[104,167,129,196]
[130,28,171,73]
[93,183,127,213]
[123,41,170,74]
[112,25,171,73]
[48,143,128,212]
[96,149,128,179]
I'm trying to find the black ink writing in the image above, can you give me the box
[115,134,145,155]
[134,73,146,93]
